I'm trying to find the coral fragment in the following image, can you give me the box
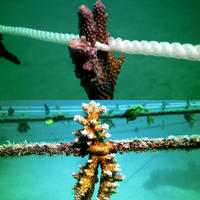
[69,1,125,99]
[73,101,124,200]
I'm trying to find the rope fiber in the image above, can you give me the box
[1,25,200,61]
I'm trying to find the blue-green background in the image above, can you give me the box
[0,0,200,99]
[0,100,200,200]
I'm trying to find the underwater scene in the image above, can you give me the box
[1,0,200,99]
[0,100,200,200]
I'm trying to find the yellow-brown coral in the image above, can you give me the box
[72,101,125,200]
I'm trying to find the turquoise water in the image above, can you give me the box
[0,100,200,200]
[0,0,200,99]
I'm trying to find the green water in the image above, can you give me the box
[0,0,200,99]
[0,100,200,199]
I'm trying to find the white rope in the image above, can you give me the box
[1,25,200,61]
[0,25,79,44]
[96,37,200,62]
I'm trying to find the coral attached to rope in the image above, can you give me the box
[1,101,200,199]
[72,101,125,200]
[68,1,125,99]
[1,26,200,62]
[1,1,200,62]
[1,134,200,157]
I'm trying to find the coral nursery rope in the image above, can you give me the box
[0,135,200,157]
[0,25,79,44]
[1,24,200,62]
[104,37,200,62]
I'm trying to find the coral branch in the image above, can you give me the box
[69,1,125,99]
[93,1,109,44]
[72,101,123,199]
[73,154,99,200]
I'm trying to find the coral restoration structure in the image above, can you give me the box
[1,102,200,200]
[72,101,125,200]
[69,1,125,100]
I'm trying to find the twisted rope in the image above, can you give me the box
[0,25,79,44]
[0,135,200,157]
[102,37,200,62]
[1,25,200,61]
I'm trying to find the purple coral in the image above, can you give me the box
[69,1,125,100]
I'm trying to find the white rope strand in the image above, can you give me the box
[0,25,79,44]
[1,25,200,61]
[96,37,200,61]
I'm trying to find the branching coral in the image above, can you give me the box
[72,101,125,200]
[1,102,200,199]
[69,1,125,100]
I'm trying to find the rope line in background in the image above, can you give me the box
[1,25,200,62]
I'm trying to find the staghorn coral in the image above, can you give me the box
[69,1,125,100]
[72,101,125,200]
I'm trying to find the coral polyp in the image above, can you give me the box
[72,101,125,200]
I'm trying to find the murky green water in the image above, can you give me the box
[0,0,200,99]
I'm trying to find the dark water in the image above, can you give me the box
[0,100,200,200]
[0,0,200,99]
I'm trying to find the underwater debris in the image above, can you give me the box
[45,113,67,126]
[100,115,116,129]
[55,105,60,110]
[43,104,50,115]
[161,119,166,130]
[184,113,196,128]
[123,105,143,123]
[8,107,14,116]
[17,120,31,133]
[147,116,154,128]
[69,1,125,100]
[161,101,169,111]
[0,34,21,65]
[45,118,54,126]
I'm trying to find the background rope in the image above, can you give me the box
[1,25,200,61]
[0,25,79,44]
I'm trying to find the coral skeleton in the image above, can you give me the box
[69,1,125,100]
